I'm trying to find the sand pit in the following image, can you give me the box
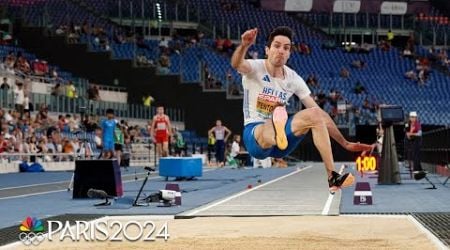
[13,215,440,250]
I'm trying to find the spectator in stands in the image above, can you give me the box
[248,49,259,59]
[50,67,60,82]
[143,93,154,109]
[62,138,75,160]
[87,84,100,101]
[379,39,390,51]
[1,31,12,45]
[113,31,125,44]
[0,132,8,153]
[306,74,318,88]
[298,41,311,55]
[46,136,57,154]
[36,104,49,126]
[25,135,38,162]
[223,38,234,55]
[158,53,170,74]
[438,49,449,67]
[215,37,224,52]
[4,51,15,70]
[32,59,49,77]
[340,67,350,78]
[159,37,169,52]
[359,43,371,54]
[314,90,327,109]
[418,69,428,86]
[37,136,49,155]
[67,114,80,132]
[229,82,241,96]
[57,115,69,133]
[136,34,150,51]
[94,128,102,152]
[402,46,413,58]
[66,81,77,98]
[1,77,9,89]
[67,24,80,44]
[15,53,31,74]
[351,59,365,69]
[82,21,90,35]
[14,82,25,118]
[404,69,417,81]
[136,54,153,66]
[387,29,394,45]
[23,92,30,113]
[353,81,366,94]
[361,98,375,124]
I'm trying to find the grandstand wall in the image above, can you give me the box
[15,24,244,136]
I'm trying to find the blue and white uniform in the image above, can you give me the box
[240,59,311,159]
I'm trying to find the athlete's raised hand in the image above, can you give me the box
[241,28,258,47]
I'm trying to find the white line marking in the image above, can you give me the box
[407,215,449,250]
[0,189,68,201]
[321,165,345,216]
[0,168,216,200]
[0,171,156,191]
[0,180,69,191]
[0,175,160,200]
[183,166,313,216]
[321,194,335,215]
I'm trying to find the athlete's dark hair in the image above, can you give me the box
[267,26,293,47]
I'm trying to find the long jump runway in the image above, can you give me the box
[181,165,341,216]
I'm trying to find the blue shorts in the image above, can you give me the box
[243,116,305,159]
[103,140,114,152]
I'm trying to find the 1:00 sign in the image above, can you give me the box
[355,156,377,172]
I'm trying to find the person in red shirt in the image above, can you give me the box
[150,106,172,157]
[406,111,423,172]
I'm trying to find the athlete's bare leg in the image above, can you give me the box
[290,107,334,176]
[254,107,334,176]
[156,143,162,157]
[162,142,169,157]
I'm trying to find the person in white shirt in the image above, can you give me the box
[230,135,250,166]
[231,26,374,192]
[14,82,25,118]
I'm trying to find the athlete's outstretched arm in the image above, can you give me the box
[301,96,374,152]
[231,28,257,74]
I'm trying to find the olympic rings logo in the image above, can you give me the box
[18,232,46,246]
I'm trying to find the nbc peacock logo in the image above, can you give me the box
[18,216,46,246]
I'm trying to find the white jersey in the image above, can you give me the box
[241,59,311,125]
